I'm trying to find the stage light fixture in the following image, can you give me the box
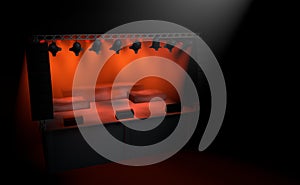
[181,39,193,50]
[89,38,102,54]
[110,39,122,54]
[129,40,142,54]
[164,40,177,52]
[149,35,161,51]
[69,41,83,56]
[48,41,62,56]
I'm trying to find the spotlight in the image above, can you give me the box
[129,40,141,54]
[181,39,193,50]
[89,38,102,54]
[48,41,61,56]
[175,39,193,58]
[149,35,161,51]
[164,40,177,52]
[110,39,122,54]
[69,41,83,56]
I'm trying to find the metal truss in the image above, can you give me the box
[33,33,199,42]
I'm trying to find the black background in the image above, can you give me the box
[4,0,298,183]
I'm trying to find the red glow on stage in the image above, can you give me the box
[49,40,192,98]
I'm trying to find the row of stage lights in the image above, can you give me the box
[34,33,196,57]
[47,37,192,57]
